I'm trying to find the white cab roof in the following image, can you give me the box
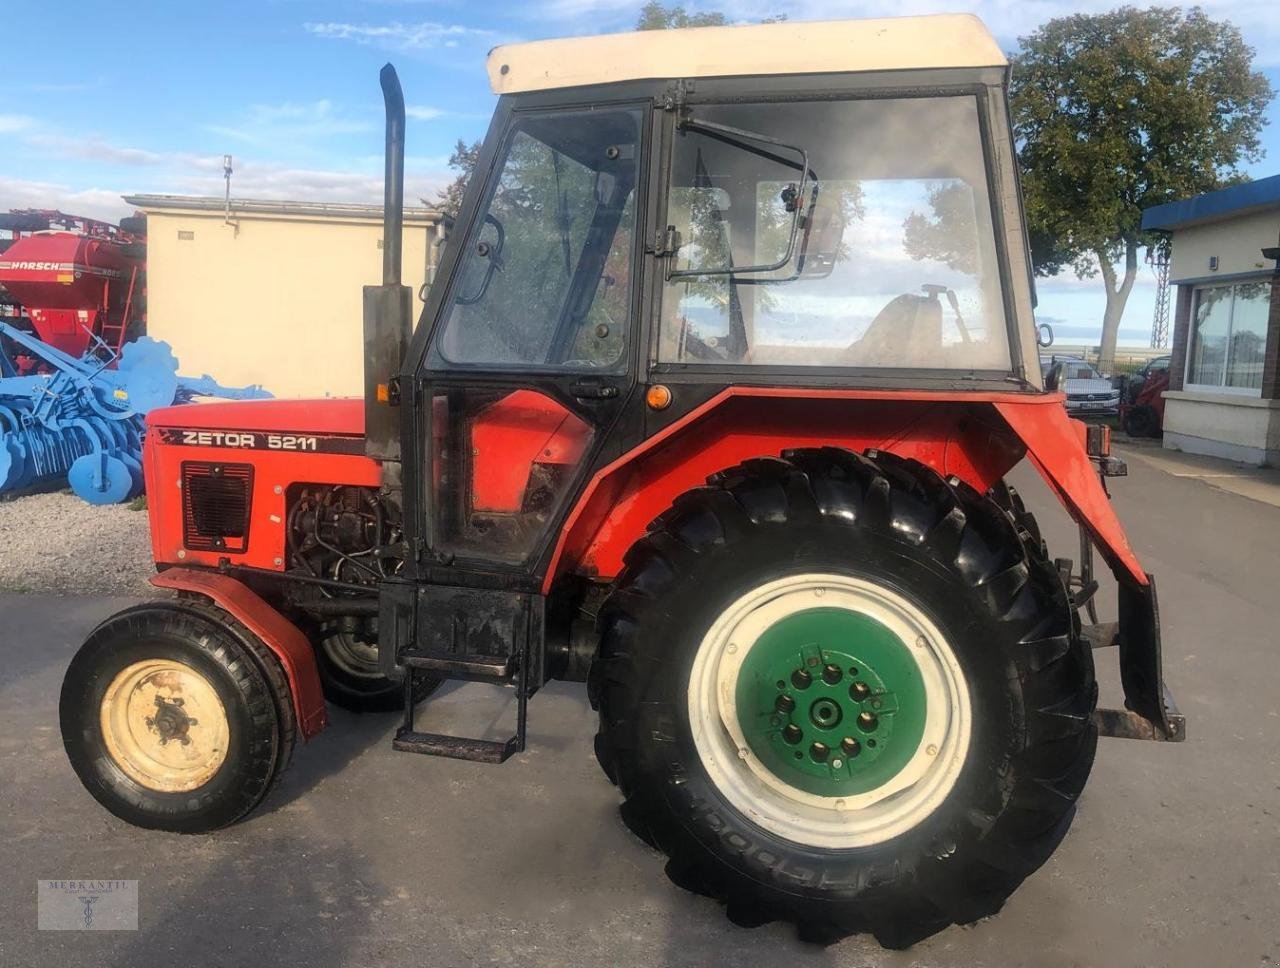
[487,15,1005,95]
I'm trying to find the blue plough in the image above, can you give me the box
[0,322,270,504]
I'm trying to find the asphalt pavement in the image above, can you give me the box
[1,447,1278,968]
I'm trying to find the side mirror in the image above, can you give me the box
[1036,322,1054,348]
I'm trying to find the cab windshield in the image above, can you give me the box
[658,96,1011,371]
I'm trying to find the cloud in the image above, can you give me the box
[1,140,452,226]
[206,99,375,146]
[1036,270,1157,294]
[25,133,166,166]
[406,105,446,120]
[0,175,135,222]
[0,115,35,134]
[304,20,494,51]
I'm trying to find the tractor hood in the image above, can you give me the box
[146,397,365,436]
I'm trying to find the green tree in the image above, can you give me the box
[1010,6,1271,369]
[635,2,727,30]
[436,138,482,217]
[902,182,979,276]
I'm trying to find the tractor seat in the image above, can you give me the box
[845,294,942,364]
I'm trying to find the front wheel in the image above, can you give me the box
[60,602,296,832]
[590,449,1097,947]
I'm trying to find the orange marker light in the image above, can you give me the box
[645,384,672,410]
[376,383,390,404]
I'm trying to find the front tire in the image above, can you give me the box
[590,448,1097,947]
[60,601,296,833]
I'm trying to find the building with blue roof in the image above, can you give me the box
[1140,177,1280,465]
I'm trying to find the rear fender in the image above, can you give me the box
[151,568,327,739]
[993,400,1146,586]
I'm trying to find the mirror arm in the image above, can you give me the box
[667,116,815,280]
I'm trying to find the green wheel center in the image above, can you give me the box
[734,607,929,797]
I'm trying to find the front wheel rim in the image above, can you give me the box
[687,573,972,849]
[100,659,230,793]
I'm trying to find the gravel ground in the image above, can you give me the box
[0,491,154,595]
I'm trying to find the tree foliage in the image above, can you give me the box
[1010,5,1271,364]
[436,138,482,217]
[635,3,785,31]
[902,182,979,275]
[635,1,727,30]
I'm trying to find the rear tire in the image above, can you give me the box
[60,601,296,833]
[314,625,440,713]
[1123,404,1159,438]
[589,448,1096,947]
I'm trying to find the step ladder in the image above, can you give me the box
[392,643,529,764]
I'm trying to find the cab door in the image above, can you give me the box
[412,101,652,580]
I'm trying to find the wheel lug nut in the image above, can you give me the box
[841,736,861,757]
[791,669,812,689]
[809,741,829,762]
[775,694,796,714]
[822,663,842,685]
[857,711,878,731]
[783,724,803,745]
[850,681,871,700]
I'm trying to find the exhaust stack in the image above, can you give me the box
[363,63,411,463]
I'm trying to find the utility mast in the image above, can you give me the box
[1148,242,1171,349]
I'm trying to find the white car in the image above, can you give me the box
[1043,358,1121,415]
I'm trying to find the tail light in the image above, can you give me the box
[182,461,253,553]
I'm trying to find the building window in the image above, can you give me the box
[1187,281,1271,391]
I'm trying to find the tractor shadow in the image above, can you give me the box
[259,677,582,816]
[102,832,375,968]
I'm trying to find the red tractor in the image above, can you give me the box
[59,16,1182,948]
[1121,366,1170,438]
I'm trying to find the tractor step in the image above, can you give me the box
[400,650,515,681]
[392,729,520,763]
[393,646,529,764]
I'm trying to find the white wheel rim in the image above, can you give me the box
[687,573,972,849]
[100,659,230,793]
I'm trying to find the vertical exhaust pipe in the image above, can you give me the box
[380,63,405,287]
[364,63,411,463]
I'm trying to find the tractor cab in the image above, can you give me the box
[378,15,1042,585]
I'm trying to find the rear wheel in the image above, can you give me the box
[313,625,440,713]
[1123,404,1159,438]
[61,602,296,832]
[590,448,1097,947]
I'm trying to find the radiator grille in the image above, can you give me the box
[182,462,253,553]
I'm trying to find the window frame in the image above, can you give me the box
[1184,278,1271,396]
[648,82,1024,388]
[425,102,649,377]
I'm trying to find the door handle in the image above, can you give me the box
[569,379,619,400]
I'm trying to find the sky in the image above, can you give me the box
[3,0,1279,348]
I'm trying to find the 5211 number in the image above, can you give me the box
[266,435,319,451]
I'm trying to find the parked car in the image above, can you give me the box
[1044,358,1121,414]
